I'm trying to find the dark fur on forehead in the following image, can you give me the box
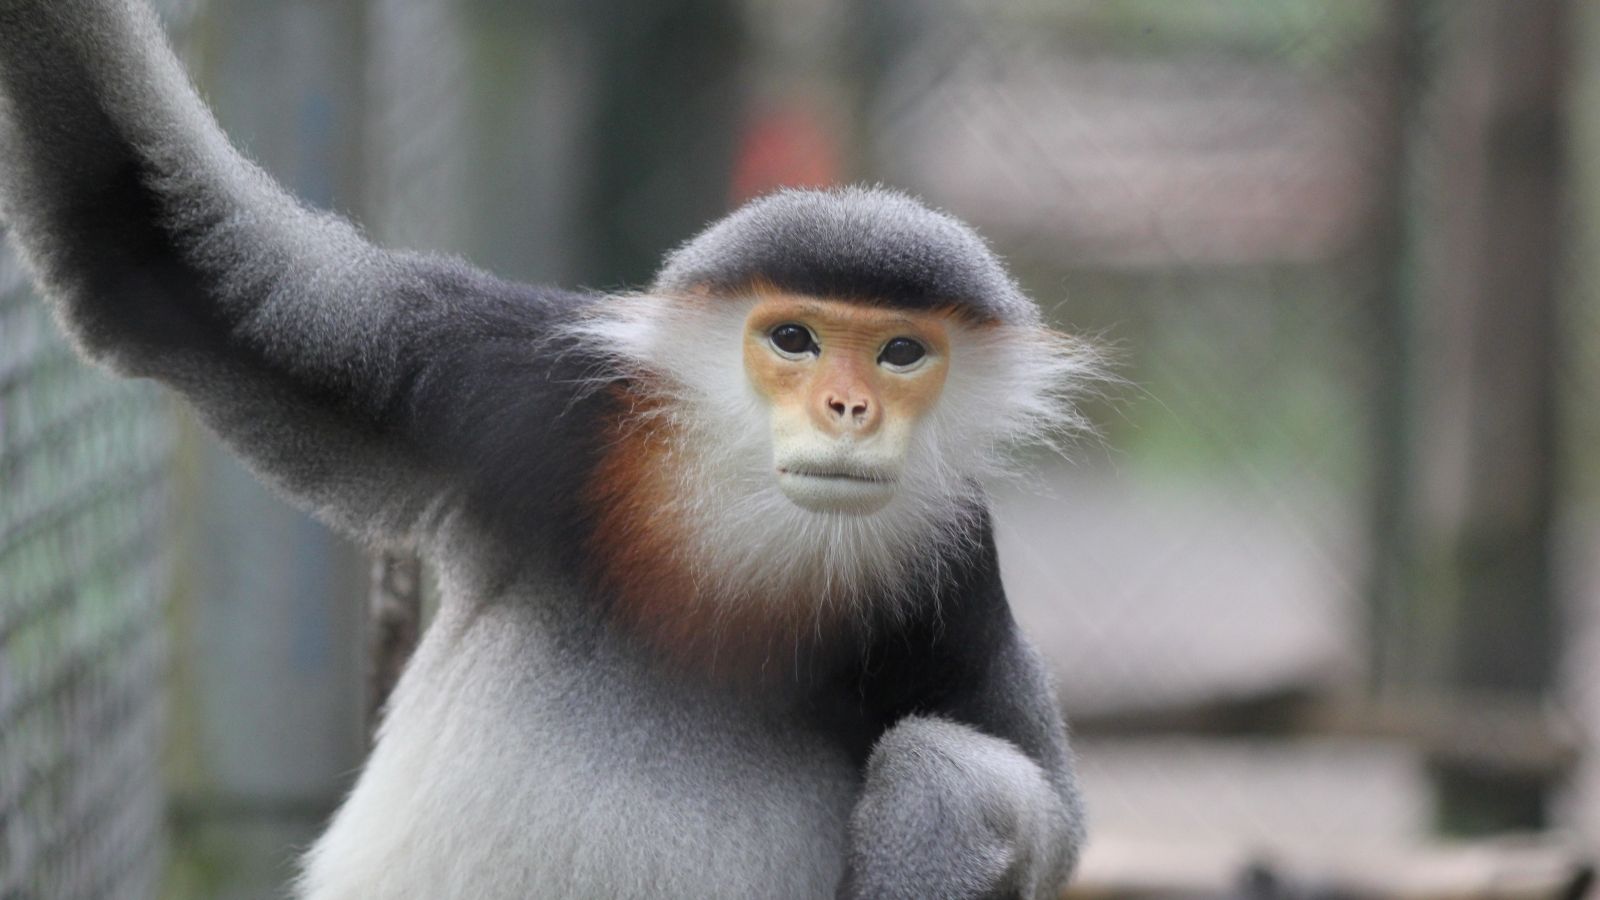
[652,186,1038,325]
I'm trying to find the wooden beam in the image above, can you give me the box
[1068,836,1594,900]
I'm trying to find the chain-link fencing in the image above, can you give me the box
[0,191,174,900]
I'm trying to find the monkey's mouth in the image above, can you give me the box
[775,466,898,514]
[776,467,895,485]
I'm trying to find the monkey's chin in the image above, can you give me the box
[776,470,896,516]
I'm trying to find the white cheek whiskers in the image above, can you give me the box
[562,292,1102,626]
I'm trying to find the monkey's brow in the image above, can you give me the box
[794,301,921,330]
[791,301,831,318]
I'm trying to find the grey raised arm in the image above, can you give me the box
[0,0,589,545]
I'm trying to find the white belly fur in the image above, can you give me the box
[299,596,858,899]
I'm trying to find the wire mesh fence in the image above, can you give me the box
[0,4,197,897]
[0,242,174,898]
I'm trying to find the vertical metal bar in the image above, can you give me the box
[1424,0,1568,833]
[358,0,467,738]
[567,0,747,288]
[366,552,422,736]
[1363,0,1427,694]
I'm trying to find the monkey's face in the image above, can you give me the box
[572,284,1094,637]
[742,296,952,515]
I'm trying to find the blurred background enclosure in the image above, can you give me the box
[1,0,1597,897]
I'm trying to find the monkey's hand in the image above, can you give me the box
[838,716,1071,900]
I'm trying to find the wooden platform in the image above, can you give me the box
[1067,836,1595,900]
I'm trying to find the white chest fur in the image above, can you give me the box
[298,598,858,899]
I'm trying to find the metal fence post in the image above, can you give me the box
[366,553,421,736]
[1421,0,1569,833]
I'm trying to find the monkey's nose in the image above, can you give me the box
[818,389,881,434]
[827,395,869,420]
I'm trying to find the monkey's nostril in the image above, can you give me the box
[821,393,874,427]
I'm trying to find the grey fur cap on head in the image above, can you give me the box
[651,186,1039,325]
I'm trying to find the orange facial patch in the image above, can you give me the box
[583,394,835,676]
[742,294,952,437]
[582,386,703,653]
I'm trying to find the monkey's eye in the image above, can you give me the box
[878,337,927,369]
[769,323,818,358]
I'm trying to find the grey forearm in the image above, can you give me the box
[0,0,479,538]
[0,0,375,380]
[841,716,1080,900]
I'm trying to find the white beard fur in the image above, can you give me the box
[562,293,1101,637]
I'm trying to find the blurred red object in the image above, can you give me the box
[729,101,841,204]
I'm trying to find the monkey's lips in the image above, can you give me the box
[775,466,898,515]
